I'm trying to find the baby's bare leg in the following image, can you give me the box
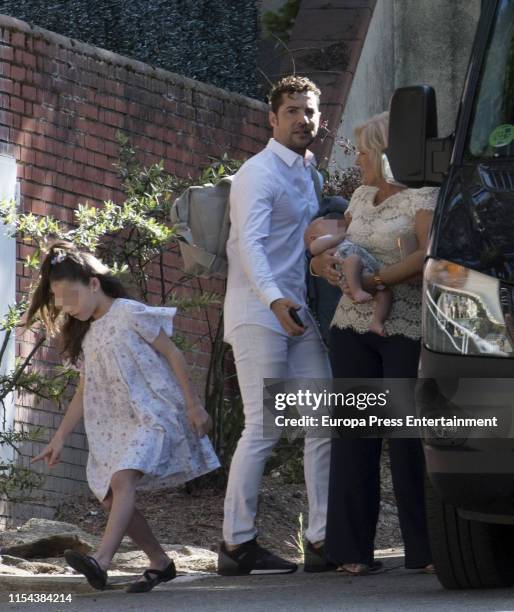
[370,288,393,336]
[341,255,373,303]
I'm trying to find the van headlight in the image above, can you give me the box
[423,259,513,357]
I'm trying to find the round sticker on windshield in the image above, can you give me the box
[489,124,514,147]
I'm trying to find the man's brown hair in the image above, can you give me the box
[268,76,321,114]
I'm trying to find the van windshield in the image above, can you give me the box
[467,0,514,159]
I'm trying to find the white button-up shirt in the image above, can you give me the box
[224,138,320,341]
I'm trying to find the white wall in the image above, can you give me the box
[332,0,395,170]
[331,0,481,169]
[0,155,18,460]
[394,0,481,137]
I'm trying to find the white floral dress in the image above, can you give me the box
[331,185,439,339]
[81,298,220,501]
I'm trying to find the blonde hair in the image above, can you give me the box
[354,111,389,181]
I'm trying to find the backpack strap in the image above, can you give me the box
[309,165,323,204]
[215,176,233,260]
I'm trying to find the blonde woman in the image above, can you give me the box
[311,111,436,575]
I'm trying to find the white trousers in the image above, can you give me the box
[223,316,332,545]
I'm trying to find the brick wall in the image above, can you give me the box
[0,14,270,527]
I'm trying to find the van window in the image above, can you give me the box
[467,0,514,158]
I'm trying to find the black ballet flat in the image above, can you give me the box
[126,560,176,593]
[64,549,108,590]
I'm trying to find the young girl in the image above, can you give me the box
[29,241,220,593]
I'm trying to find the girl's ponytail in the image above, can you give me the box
[27,241,130,364]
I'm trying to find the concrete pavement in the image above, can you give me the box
[1,552,514,612]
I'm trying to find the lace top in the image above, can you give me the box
[331,185,439,339]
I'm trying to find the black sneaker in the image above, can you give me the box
[303,541,337,573]
[217,539,298,576]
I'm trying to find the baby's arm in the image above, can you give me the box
[310,229,347,256]
[152,329,211,437]
[31,375,84,468]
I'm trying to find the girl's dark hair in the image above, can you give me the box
[27,240,130,364]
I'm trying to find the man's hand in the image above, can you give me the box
[311,248,343,286]
[186,402,212,437]
[31,436,65,468]
[270,298,305,336]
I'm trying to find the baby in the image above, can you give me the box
[305,217,392,336]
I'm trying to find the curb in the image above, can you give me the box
[0,574,134,594]
[0,572,216,595]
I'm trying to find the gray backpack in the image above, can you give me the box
[170,168,322,278]
[170,176,233,277]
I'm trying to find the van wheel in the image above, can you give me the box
[426,476,514,589]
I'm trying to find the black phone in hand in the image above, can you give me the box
[288,307,305,327]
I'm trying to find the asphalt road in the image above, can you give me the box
[2,554,514,612]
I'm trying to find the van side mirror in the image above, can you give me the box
[385,85,453,187]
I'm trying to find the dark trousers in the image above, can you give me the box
[325,327,432,568]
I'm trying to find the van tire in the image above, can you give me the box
[425,476,514,589]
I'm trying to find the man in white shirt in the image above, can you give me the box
[218,76,333,576]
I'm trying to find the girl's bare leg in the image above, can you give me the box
[341,255,373,303]
[99,492,171,572]
[370,288,393,336]
[92,469,168,571]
